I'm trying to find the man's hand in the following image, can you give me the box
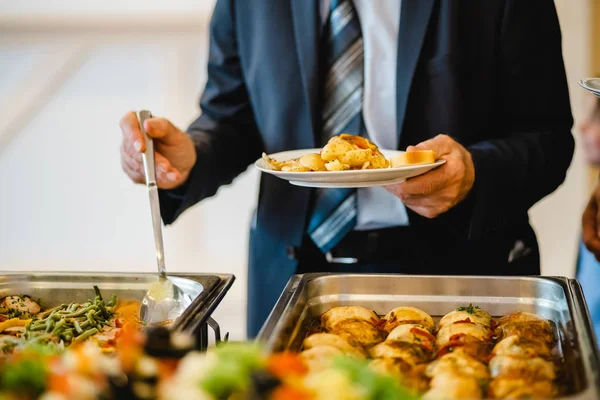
[384,134,475,219]
[120,112,197,189]
[582,185,600,261]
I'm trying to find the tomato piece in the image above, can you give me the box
[267,352,308,378]
[455,318,473,324]
[410,327,435,342]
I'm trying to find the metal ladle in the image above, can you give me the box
[137,110,192,324]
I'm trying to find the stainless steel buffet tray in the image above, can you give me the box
[0,272,234,336]
[258,273,600,399]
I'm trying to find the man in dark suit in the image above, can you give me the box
[119,0,574,337]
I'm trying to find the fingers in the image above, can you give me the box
[412,134,454,156]
[582,194,600,256]
[144,117,185,144]
[120,112,144,153]
[154,152,183,189]
[120,143,184,189]
[396,166,449,197]
[121,143,144,184]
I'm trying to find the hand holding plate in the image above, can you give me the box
[384,134,475,219]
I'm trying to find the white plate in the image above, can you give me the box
[255,149,446,188]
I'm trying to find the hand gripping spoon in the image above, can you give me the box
[137,110,192,324]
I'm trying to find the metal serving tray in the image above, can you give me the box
[258,273,600,399]
[0,272,234,342]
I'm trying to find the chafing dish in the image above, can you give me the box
[0,272,234,351]
[258,273,600,399]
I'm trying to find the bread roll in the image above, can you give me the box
[391,150,436,167]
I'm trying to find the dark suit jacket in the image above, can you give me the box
[159,0,574,337]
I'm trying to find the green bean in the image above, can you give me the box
[68,303,80,313]
[45,316,55,333]
[79,320,91,330]
[97,301,110,319]
[29,323,46,331]
[64,334,72,342]
[62,305,96,318]
[74,320,83,334]
[93,285,103,301]
[86,310,96,327]
[107,294,117,307]
[31,333,52,343]
[37,305,62,319]
[73,328,99,342]
[52,319,66,334]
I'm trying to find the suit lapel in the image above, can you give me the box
[290,0,319,147]
[396,0,435,146]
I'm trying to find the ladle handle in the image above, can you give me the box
[138,110,167,280]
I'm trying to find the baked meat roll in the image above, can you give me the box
[380,307,434,332]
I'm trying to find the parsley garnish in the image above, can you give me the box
[457,303,480,314]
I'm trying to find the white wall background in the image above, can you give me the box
[0,1,597,340]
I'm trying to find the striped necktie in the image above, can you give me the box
[307,0,364,253]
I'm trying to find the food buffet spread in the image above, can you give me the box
[0,272,598,399]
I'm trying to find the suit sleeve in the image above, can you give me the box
[159,0,264,224]
[467,0,574,238]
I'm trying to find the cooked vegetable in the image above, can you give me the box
[0,319,31,334]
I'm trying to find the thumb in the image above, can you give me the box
[412,134,454,156]
[144,117,185,145]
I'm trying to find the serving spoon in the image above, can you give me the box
[137,110,192,324]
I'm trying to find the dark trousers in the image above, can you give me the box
[296,225,541,276]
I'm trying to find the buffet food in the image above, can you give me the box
[297,303,560,399]
[261,134,436,172]
[0,287,139,357]
[0,327,418,400]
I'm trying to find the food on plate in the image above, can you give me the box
[262,134,403,172]
[380,306,435,332]
[302,333,366,358]
[390,150,436,167]
[438,304,493,329]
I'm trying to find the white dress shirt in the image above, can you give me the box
[320,0,409,230]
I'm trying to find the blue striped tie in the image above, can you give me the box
[308,0,364,253]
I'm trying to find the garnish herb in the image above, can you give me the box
[456,303,480,314]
